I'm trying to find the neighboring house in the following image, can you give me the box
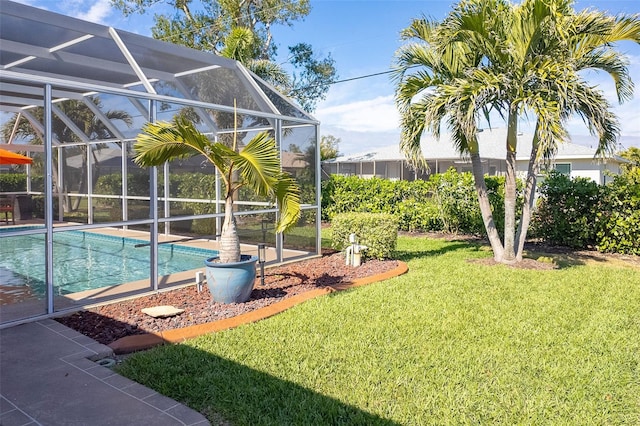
[322,128,627,184]
[281,151,309,178]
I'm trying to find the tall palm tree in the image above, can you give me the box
[394,0,640,263]
[133,112,301,264]
[221,26,292,95]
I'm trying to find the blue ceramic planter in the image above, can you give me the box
[204,254,258,304]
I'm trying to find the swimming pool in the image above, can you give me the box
[0,228,217,296]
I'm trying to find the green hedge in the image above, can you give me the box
[596,168,640,255]
[530,171,601,248]
[0,173,44,192]
[322,170,516,236]
[94,173,151,200]
[331,212,398,260]
[0,173,27,192]
[531,169,640,255]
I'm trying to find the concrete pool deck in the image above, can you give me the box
[0,261,408,426]
[0,319,209,426]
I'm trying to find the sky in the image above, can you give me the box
[13,0,640,155]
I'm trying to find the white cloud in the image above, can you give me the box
[73,0,113,24]
[627,52,640,68]
[40,0,113,24]
[320,125,400,155]
[316,95,400,133]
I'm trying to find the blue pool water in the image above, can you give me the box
[0,228,217,296]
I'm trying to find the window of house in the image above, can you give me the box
[554,163,571,176]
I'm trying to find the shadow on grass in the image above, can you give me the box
[118,343,400,425]
[523,243,614,269]
[396,236,607,270]
[396,241,482,263]
[525,250,588,269]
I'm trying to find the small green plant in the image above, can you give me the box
[331,212,398,259]
[536,255,555,264]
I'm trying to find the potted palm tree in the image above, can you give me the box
[133,112,301,303]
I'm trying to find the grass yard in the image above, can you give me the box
[117,236,640,425]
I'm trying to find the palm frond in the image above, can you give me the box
[248,59,292,89]
[234,132,281,197]
[134,120,203,167]
[221,27,255,63]
[577,49,633,103]
[134,118,240,183]
[272,174,301,233]
[399,101,429,169]
[400,16,437,41]
[569,85,620,157]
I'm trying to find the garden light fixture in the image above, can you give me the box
[258,243,266,286]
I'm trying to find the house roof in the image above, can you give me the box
[327,128,624,163]
[281,151,308,169]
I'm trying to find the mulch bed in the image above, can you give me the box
[55,253,399,346]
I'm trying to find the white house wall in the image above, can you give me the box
[603,162,623,185]
[567,159,603,183]
[325,155,621,185]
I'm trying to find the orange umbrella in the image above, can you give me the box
[0,148,32,165]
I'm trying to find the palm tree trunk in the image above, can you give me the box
[470,151,504,261]
[503,113,519,263]
[72,155,88,211]
[515,128,541,261]
[59,149,72,213]
[219,196,241,263]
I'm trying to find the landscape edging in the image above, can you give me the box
[109,260,409,354]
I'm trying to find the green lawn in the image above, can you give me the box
[117,236,640,425]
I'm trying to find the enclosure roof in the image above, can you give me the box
[0,0,315,123]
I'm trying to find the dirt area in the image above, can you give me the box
[55,253,399,346]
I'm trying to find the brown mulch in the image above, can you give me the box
[55,253,398,346]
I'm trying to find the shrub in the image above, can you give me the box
[321,171,517,237]
[0,173,27,192]
[596,168,640,255]
[531,171,602,248]
[427,169,483,234]
[331,212,398,260]
[484,175,510,236]
[94,173,151,205]
[395,197,442,232]
[322,176,400,220]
